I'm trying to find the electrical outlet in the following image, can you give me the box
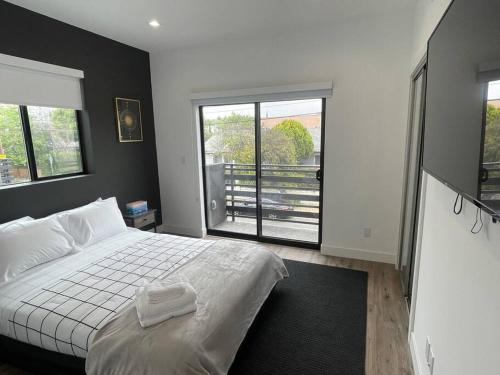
[363,227,372,238]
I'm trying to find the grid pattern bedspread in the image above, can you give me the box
[0,231,214,358]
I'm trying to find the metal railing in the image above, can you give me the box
[482,161,500,195]
[225,163,320,225]
[0,158,13,185]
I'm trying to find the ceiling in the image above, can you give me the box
[6,0,414,52]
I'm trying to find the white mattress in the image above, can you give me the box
[0,229,214,357]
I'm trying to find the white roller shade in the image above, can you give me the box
[190,82,333,106]
[0,53,84,110]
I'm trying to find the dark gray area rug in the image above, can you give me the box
[229,259,368,375]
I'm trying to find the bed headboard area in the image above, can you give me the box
[0,1,161,224]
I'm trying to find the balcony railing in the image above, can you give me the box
[482,162,500,197]
[224,163,320,225]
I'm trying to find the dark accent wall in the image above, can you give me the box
[0,1,161,223]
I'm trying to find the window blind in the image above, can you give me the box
[190,82,333,106]
[0,53,84,110]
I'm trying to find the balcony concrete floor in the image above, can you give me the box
[212,217,319,243]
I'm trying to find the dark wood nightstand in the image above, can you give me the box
[123,209,157,232]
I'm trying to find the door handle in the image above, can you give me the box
[316,169,321,181]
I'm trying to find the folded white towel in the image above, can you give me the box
[135,281,197,328]
[146,283,187,304]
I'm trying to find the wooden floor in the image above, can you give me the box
[0,240,414,375]
[267,244,415,375]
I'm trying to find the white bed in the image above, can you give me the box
[0,228,288,374]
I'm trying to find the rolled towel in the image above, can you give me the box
[135,281,197,328]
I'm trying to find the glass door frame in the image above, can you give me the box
[199,99,326,250]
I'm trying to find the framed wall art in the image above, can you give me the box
[115,97,143,142]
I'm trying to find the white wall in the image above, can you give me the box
[150,8,414,263]
[410,0,452,67]
[410,175,500,375]
[410,1,500,374]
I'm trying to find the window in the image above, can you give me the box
[0,104,30,185]
[27,106,83,178]
[481,80,500,202]
[0,53,85,186]
[314,154,321,165]
[0,103,84,186]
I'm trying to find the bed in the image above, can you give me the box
[0,200,288,375]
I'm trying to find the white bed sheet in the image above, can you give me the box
[0,229,214,357]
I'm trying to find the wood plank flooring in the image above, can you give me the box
[264,243,414,375]
[0,239,414,375]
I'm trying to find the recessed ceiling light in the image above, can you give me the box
[149,19,160,28]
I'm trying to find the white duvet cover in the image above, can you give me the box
[0,229,214,357]
[86,237,288,375]
[0,229,288,375]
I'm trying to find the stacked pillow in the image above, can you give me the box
[0,216,33,232]
[0,216,78,284]
[0,197,128,284]
[57,197,127,247]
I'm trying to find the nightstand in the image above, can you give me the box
[123,209,157,232]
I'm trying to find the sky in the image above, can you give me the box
[202,99,323,120]
[488,80,500,100]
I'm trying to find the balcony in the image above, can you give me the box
[206,163,320,243]
[481,162,500,210]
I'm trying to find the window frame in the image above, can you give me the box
[8,104,87,183]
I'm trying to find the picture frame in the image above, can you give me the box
[115,97,143,142]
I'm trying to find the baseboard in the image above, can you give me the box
[159,224,204,238]
[409,332,424,375]
[320,244,396,264]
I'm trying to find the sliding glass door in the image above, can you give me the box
[259,99,323,244]
[200,99,325,248]
[200,103,257,235]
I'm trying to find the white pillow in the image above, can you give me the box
[59,197,127,247]
[0,216,33,232]
[47,198,103,221]
[0,217,78,284]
